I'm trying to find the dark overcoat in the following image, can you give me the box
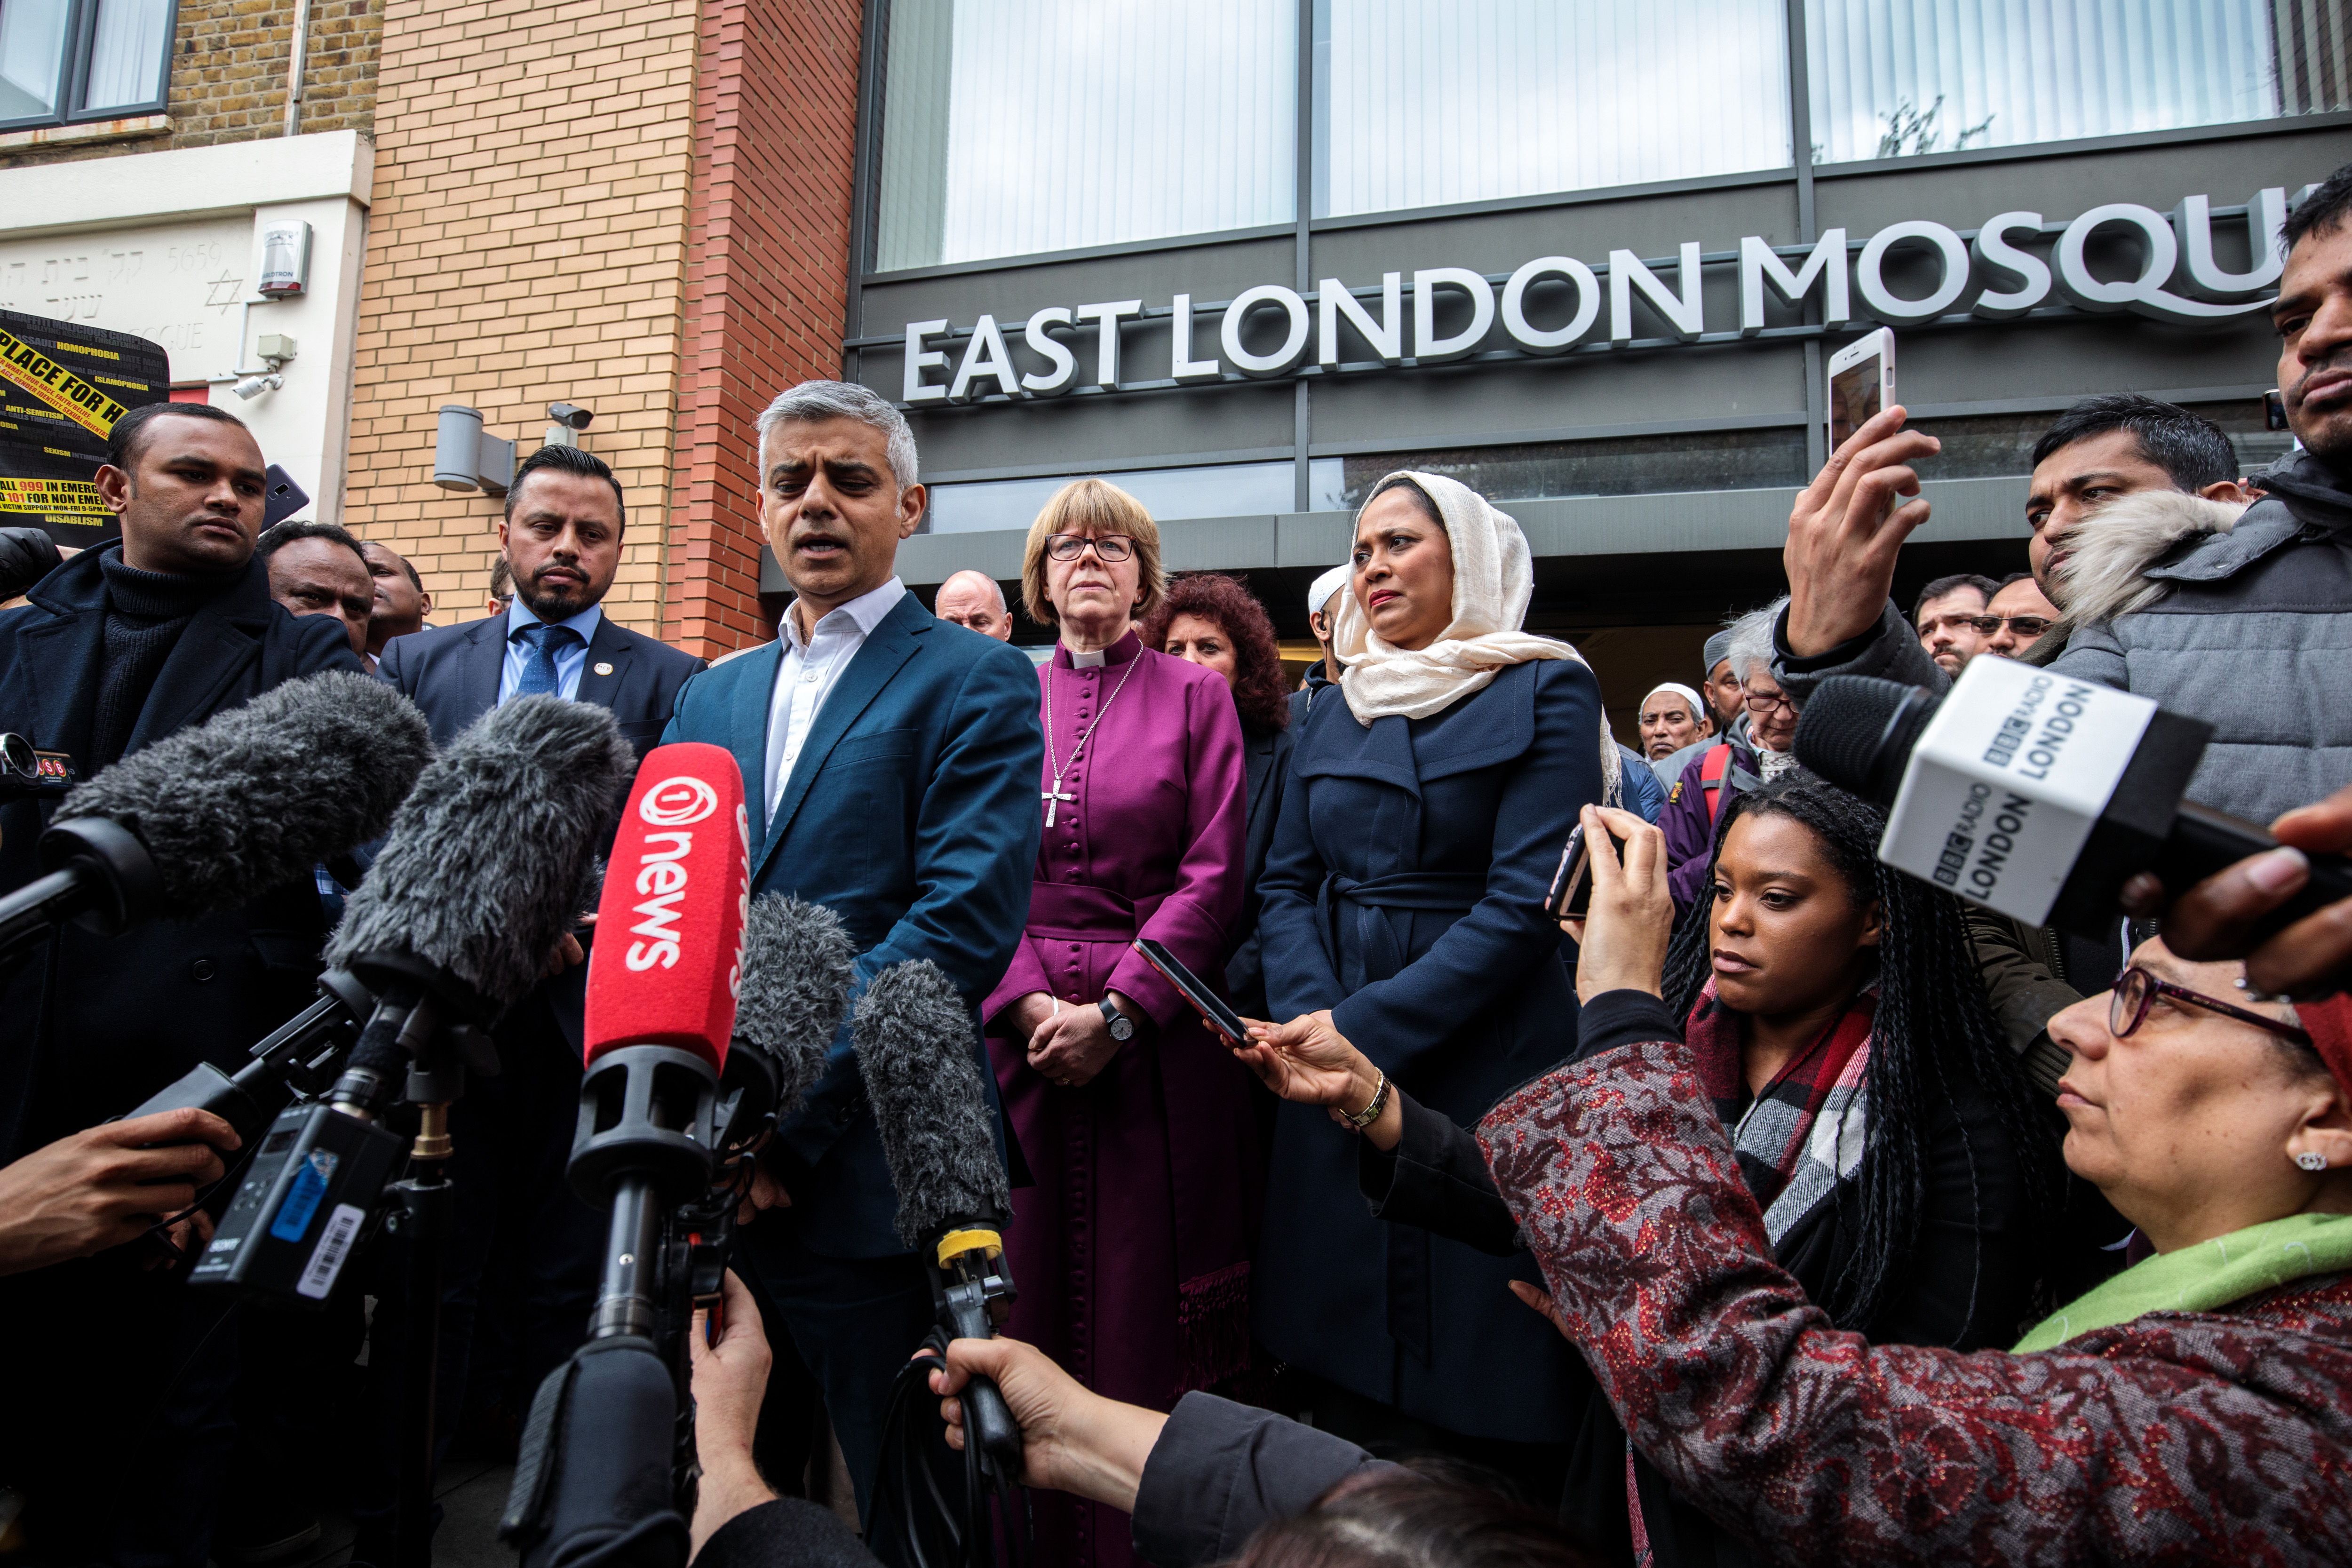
[0,544,361,1163]
[1252,656,1601,1441]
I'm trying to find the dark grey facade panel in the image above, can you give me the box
[904,376,1300,477]
[1896,315,2277,409]
[859,234,1299,339]
[1308,182,1807,275]
[1812,125,2352,234]
[1304,341,1808,448]
[891,473,2030,590]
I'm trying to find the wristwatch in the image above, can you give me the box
[1098,997,1136,1041]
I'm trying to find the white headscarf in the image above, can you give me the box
[1331,471,1621,803]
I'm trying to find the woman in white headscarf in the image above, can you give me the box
[1246,471,1609,1491]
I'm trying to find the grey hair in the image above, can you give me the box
[754,379,919,490]
[1724,598,1788,685]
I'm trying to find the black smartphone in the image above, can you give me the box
[2265,389,2289,432]
[1130,937,1248,1045]
[263,465,311,529]
[1543,821,1628,922]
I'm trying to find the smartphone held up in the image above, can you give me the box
[1827,327,1896,451]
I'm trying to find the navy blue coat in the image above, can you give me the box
[660,593,1044,1258]
[1253,658,1603,1442]
[0,545,362,1162]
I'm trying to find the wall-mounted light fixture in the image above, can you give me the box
[433,405,517,496]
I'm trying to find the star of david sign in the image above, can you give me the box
[204,272,245,311]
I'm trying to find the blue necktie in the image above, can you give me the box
[513,622,581,700]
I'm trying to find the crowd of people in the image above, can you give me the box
[1,161,2350,1568]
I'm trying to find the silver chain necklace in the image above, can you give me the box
[1041,647,1142,827]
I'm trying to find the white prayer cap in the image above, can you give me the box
[1309,564,1351,617]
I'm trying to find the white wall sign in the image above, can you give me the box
[900,188,2293,407]
[0,218,254,380]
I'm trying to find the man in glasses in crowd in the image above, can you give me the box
[1981,570,2061,660]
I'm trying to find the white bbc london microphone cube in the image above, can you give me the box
[1876,657,2158,927]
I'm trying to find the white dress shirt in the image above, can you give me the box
[764,577,907,820]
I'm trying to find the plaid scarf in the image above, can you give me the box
[1683,979,1876,1245]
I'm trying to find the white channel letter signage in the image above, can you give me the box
[899,188,2295,407]
[1877,657,2158,928]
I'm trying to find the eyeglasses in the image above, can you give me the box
[1045,534,1134,563]
[2108,964,2312,1044]
[1743,690,1795,715]
[1967,615,2055,638]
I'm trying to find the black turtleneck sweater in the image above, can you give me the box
[94,550,241,767]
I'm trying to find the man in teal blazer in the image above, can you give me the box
[660,381,1041,1546]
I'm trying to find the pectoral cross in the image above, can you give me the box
[1042,785,1075,827]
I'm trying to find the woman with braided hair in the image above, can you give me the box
[1653,775,2061,1341]
[1237,778,2064,1564]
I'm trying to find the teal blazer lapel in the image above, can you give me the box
[731,641,782,853]
[751,601,926,887]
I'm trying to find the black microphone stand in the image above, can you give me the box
[307,957,501,1568]
[500,1042,722,1568]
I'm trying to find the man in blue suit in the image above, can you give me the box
[660,380,1041,1546]
[356,443,704,1563]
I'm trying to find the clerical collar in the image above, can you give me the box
[1054,629,1143,670]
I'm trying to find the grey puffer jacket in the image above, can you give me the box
[1775,448,2352,827]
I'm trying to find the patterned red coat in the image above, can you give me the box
[1478,1038,2352,1566]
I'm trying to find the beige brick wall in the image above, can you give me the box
[340,0,700,633]
[0,0,382,171]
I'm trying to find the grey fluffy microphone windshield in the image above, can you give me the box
[56,670,434,918]
[735,894,855,1113]
[851,958,1009,1248]
[326,694,633,1017]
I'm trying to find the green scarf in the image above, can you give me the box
[2014,1211,2352,1353]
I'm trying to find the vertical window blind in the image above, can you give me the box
[1315,0,1794,219]
[1807,0,2291,164]
[875,0,1296,271]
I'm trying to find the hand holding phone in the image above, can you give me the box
[1543,820,1629,923]
[1130,938,1248,1045]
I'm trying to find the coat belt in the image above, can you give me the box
[1317,871,1489,992]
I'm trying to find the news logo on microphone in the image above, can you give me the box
[1878,658,2158,925]
[584,743,751,1073]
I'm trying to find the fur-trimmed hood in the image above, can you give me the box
[2048,488,2247,635]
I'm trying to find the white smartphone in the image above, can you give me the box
[1827,327,1897,452]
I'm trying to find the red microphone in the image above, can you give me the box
[583,742,750,1074]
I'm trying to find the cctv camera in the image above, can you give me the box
[233,374,283,400]
[548,402,593,430]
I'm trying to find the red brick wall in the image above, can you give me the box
[666,0,864,656]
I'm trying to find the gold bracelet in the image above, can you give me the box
[1343,1070,1391,1132]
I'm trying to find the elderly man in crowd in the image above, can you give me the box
[1657,603,1802,907]
[932,567,1014,639]
[1290,562,1350,724]
[1636,681,1711,762]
